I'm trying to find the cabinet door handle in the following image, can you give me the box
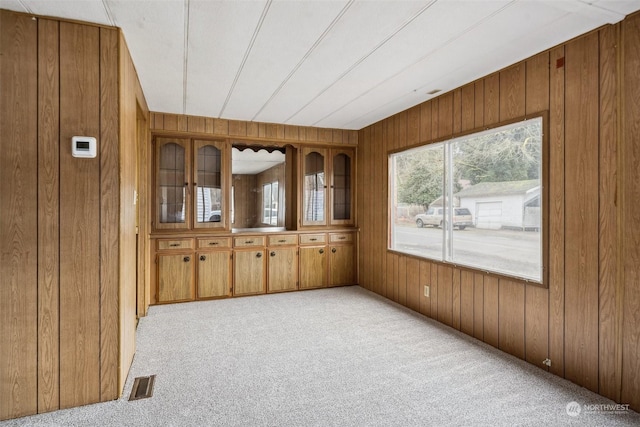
[270,251,276,257]
[256,252,262,258]
[169,243,180,247]
[200,255,206,261]
[208,242,219,246]
[310,238,317,241]
[319,249,324,254]
[245,240,254,244]
[184,256,190,262]
[338,236,346,240]
[278,239,286,243]
[331,248,337,253]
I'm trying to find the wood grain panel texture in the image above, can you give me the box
[483,277,499,348]
[548,45,566,379]
[460,271,474,336]
[498,280,525,360]
[154,113,357,145]
[59,21,102,408]
[437,265,453,327]
[0,10,38,420]
[1,10,146,419]
[100,27,120,402]
[37,17,61,414]
[406,258,420,312]
[563,33,600,393]
[621,12,640,410]
[397,256,407,306]
[598,24,620,402]
[523,50,550,369]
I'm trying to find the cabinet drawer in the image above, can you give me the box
[329,232,353,243]
[197,237,231,249]
[157,238,194,251]
[234,236,266,247]
[268,235,297,246]
[300,233,326,245]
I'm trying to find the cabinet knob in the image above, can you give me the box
[256,252,262,258]
[184,256,190,262]
[270,251,276,257]
[319,249,324,254]
[331,248,337,253]
[200,255,206,261]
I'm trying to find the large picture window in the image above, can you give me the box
[389,116,546,284]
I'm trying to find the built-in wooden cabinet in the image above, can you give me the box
[301,147,355,227]
[299,233,327,289]
[233,236,266,296]
[154,137,228,231]
[151,135,357,304]
[196,237,232,299]
[151,230,357,304]
[329,232,356,287]
[156,238,195,303]
[267,235,299,293]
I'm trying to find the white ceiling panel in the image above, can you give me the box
[185,0,268,118]
[1,0,639,129]
[107,0,185,113]
[294,0,515,127]
[220,0,350,121]
[22,0,112,25]
[336,1,619,130]
[253,0,433,124]
[0,1,28,13]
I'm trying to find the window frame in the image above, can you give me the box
[387,112,549,287]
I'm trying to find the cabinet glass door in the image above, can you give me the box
[194,140,226,229]
[331,151,352,224]
[156,138,190,229]
[302,148,327,226]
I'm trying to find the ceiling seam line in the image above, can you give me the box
[283,0,439,125]
[250,0,355,122]
[315,0,520,129]
[18,0,33,14]
[101,0,116,27]
[183,0,190,115]
[218,0,273,118]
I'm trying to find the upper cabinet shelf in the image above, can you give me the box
[153,136,355,233]
[301,147,355,227]
[154,137,228,231]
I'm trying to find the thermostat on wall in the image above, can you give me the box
[71,136,97,158]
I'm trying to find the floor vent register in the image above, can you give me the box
[129,375,156,401]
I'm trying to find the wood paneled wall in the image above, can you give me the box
[0,9,147,420]
[357,14,640,411]
[150,112,358,146]
[118,34,150,396]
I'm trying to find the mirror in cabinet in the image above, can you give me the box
[231,145,287,230]
[153,137,228,230]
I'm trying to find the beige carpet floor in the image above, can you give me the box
[2,286,639,426]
